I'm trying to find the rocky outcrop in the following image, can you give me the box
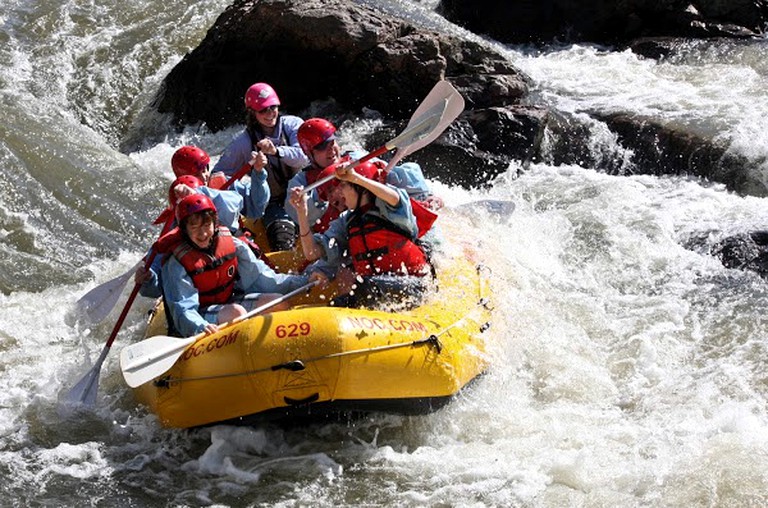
[153,0,539,185]
[684,230,768,279]
[437,0,768,45]
[151,0,764,193]
[531,109,767,196]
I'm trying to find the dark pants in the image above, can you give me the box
[263,201,296,251]
[331,274,432,311]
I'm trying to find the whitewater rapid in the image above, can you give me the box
[2,0,768,505]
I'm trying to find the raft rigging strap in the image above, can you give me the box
[155,296,492,388]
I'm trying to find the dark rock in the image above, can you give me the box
[628,37,680,59]
[437,0,767,45]
[150,0,537,187]
[154,0,528,128]
[711,231,768,278]
[593,112,767,196]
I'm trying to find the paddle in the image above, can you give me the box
[384,80,465,172]
[74,259,143,324]
[63,248,161,406]
[119,279,320,388]
[303,79,464,195]
[74,161,256,324]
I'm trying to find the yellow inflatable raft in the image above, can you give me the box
[129,231,492,429]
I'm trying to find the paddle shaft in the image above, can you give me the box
[302,103,447,195]
[302,145,387,195]
[102,212,175,346]
[221,161,253,190]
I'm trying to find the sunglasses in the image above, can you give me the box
[257,105,279,114]
[313,138,335,151]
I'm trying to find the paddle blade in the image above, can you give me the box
[75,261,140,324]
[120,335,196,388]
[61,345,109,407]
[386,80,465,171]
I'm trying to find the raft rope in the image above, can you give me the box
[155,295,492,388]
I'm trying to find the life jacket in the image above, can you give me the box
[247,117,299,205]
[410,198,438,238]
[347,205,430,277]
[162,227,239,307]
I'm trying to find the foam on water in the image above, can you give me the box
[2,0,768,505]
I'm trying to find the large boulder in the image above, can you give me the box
[437,0,768,45]
[152,0,539,186]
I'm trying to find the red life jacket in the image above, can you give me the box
[347,205,430,277]
[164,227,239,306]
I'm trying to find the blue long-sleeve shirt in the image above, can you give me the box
[161,236,309,336]
[213,115,309,206]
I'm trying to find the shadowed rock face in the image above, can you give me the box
[150,0,765,193]
[437,0,768,45]
[154,0,529,130]
[152,0,538,185]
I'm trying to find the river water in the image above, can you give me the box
[2,0,768,506]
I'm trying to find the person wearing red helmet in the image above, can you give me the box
[286,118,444,238]
[289,161,434,309]
[170,145,269,223]
[154,194,325,336]
[212,83,309,251]
[135,173,249,298]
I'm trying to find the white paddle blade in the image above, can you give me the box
[386,80,465,171]
[120,335,196,388]
[61,344,109,407]
[385,100,447,150]
[75,261,140,324]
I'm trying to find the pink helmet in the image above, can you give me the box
[297,118,336,156]
[244,82,280,112]
[171,146,210,178]
[175,194,217,224]
[168,175,203,208]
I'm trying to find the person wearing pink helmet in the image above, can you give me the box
[212,82,309,251]
[154,194,326,337]
[288,161,434,309]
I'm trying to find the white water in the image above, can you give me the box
[2,0,768,506]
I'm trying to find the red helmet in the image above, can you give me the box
[175,194,217,224]
[171,146,210,178]
[352,161,384,183]
[168,175,203,208]
[297,118,336,156]
[244,82,280,111]
[316,161,383,201]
